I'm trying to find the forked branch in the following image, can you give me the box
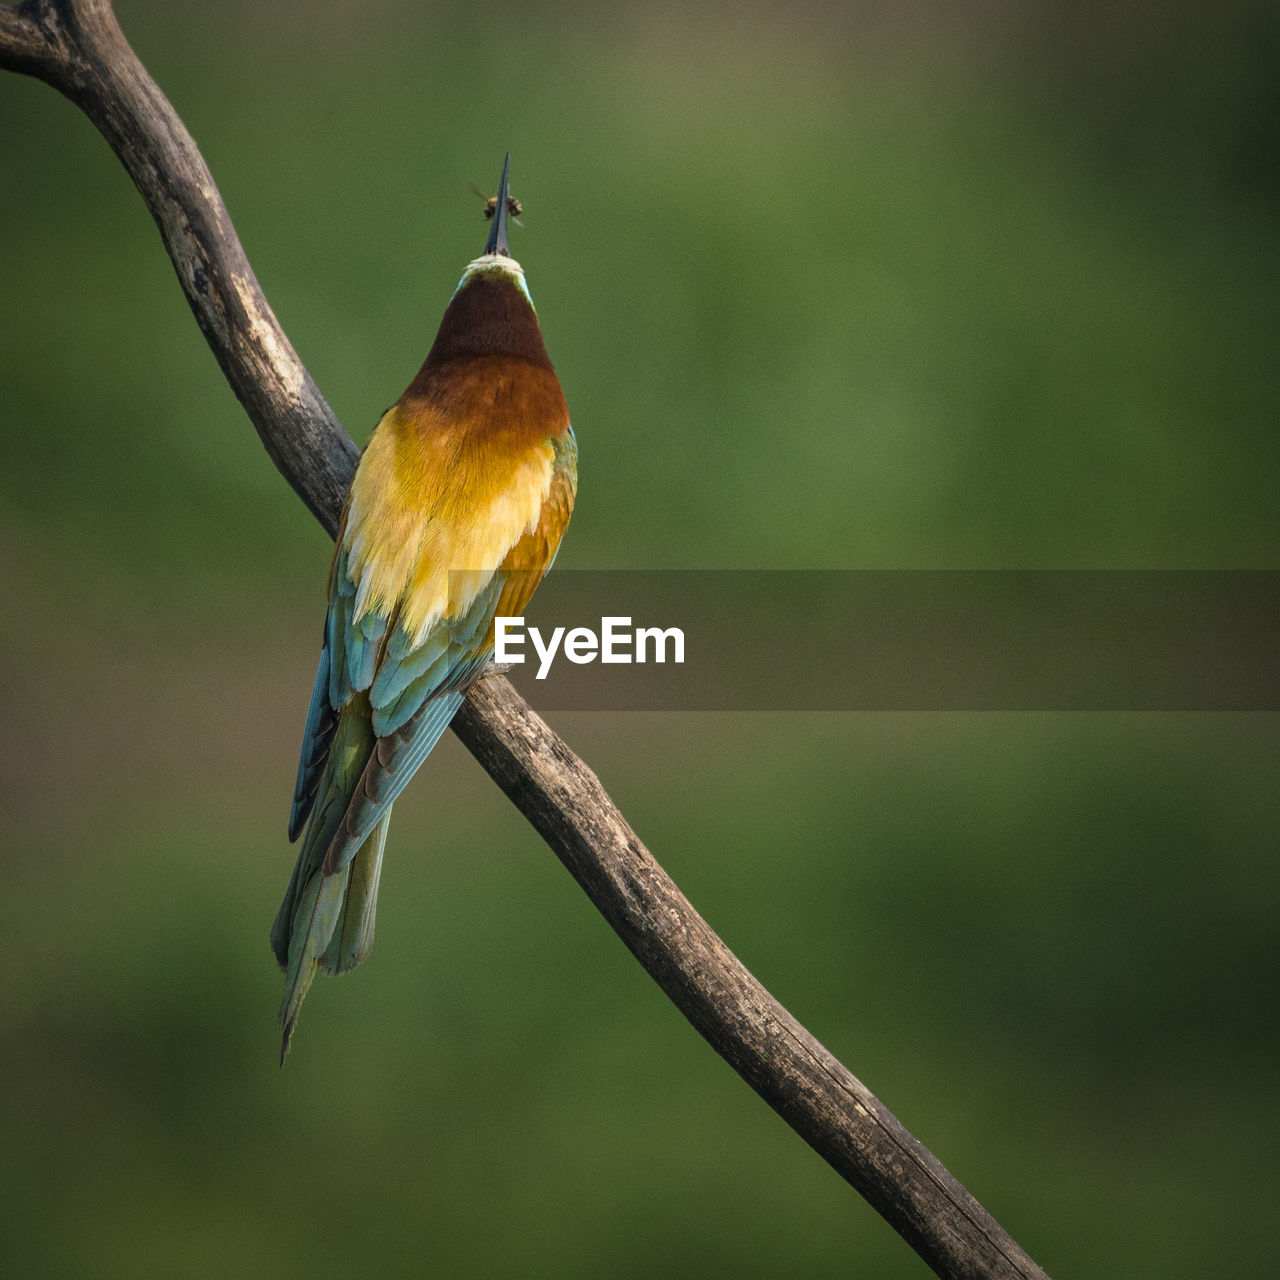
[1,4,1049,1277]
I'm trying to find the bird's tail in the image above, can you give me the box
[270,696,387,1063]
[271,815,390,1064]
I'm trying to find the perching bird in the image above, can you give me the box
[270,155,576,1062]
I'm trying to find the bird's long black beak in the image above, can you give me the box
[485,153,512,257]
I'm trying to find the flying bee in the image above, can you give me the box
[471,182,524,226]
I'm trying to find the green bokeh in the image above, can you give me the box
[2,1,1277,1276]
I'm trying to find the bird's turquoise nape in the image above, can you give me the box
[271,155,577,1063]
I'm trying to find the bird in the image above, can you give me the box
[270,154,576,1062]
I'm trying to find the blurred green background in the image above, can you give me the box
[2,0,1277,1275]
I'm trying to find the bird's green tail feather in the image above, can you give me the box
[276,813,390,1064]
[272,695,390,1064]
[322,815,389,976]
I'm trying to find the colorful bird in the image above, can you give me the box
[270,154,576,1062]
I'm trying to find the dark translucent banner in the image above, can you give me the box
[483,571,1279,711]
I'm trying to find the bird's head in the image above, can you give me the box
[451,150,532,306]
[409,154,556,380]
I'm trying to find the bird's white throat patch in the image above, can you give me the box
[459,253,531,302]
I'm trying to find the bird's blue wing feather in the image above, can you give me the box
[287,623,338,841]
[288,539,404,840]
[319,571,506,874]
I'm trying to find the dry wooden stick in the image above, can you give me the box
[0,4,1050,1276]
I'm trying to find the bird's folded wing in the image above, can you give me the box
[318,571,505,875]
[286,534,389,840]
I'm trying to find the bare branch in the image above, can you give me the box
[2,4,1050,1277]
[0,3,48,70]
[451,680,1050,1280]
[1,0,356,532]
